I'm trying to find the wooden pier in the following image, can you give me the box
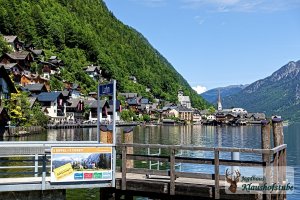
[0,119,288,200]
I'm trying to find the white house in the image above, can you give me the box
[37,92,66,121]
[178,90,191,109]
[207,115,216,120]
[231,108,247,114]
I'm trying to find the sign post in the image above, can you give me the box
[97,80,117,187]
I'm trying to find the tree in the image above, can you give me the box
[142,114,150,122]
[30,103,49,126]
[0,34,12,56]
[4,92,49,126]
[208,106,216,115]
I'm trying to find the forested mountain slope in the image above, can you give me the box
[0,0,208,108]
[223,61,300,121]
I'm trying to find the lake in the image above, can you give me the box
[3,124,299,199]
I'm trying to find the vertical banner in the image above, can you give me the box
[51,147,112,182]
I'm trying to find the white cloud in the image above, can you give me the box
[181,0,300,12]
[192,85,207,94]
[194,16,205,25]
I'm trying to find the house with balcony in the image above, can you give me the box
[66,98,85,122]
[37,92,66,122]
[84,99,110,122]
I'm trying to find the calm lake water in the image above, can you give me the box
[4,124,300,199]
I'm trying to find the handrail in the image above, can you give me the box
[117,143,280,154]
[118,143,287,199]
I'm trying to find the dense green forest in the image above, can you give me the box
[0,0,209,109]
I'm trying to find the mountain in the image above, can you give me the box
[0,0,208,109]
[223,60,300,121]
[201,85,248,103]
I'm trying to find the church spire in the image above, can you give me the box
[217,89,222,111]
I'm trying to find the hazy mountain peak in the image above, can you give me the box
[223,60,300,121]
[270,60,300,82]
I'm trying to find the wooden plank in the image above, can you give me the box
[123,154,263,167]
[127,168,169,176]
[126,154,169,162]
[176,171,225,180]
[122,146,127,190]
[115,177,259,199]
[219,159,264,166]
[271,144,287,154]
[214,150,220,199]
[118,143,271,154]
[170,149,176,195]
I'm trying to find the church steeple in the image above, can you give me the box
[217,89,222,111]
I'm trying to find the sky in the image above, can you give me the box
[103,0,300,94]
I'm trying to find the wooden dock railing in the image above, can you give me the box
[117,143,287,199]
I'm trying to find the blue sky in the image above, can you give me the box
[103,0,300,93]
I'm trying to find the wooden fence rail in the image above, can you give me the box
[117,143,287,199]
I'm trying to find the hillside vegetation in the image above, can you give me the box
[0,0,209,109]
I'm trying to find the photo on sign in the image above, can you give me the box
[51,148,112,182]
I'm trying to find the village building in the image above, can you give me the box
[20,74,50,91]
[3,35,23,52]
[176,106,193,121]
[0,66,17,133]
[119,93,138,98]
[129,76,137,83]
[104,100,121,122]
[177,90,191,109]
[0,63,23,83]
[29,49,45,60]
[127,97,142,112]
[231,108,247,114]
[28,96,37,109]
[84,99,109,122]
[85,65,101,81]
[38,61,59,79]
[23,83,48,95]
[66,98,85,122]
[206,115,216,121]
[88,92,97,99]
[0,51,33,69]
[193,110,202,124]
[48,56,64,66]
[37,92,66,121]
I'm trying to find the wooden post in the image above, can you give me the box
[272,118,284,200]
[272,118,284,182]
[100,126,113,144]
[214,149,220,199]
[124,129,134,169]
[170,148,176,195]
[261,120,272,200]
[122,146,127,191]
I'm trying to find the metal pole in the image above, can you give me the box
[112,80,116,187]
[97,84,100,143]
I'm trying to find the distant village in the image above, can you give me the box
[0,35,267,131]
